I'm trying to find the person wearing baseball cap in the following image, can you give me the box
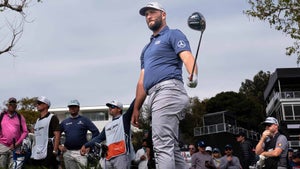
[205,146,213,155]
[235,132,256,169]
[60,99,99,169]
[220,144,241,169]
[255,117,288,169]
[0,97,28,169]
[212,147,222,168]
[81,99,135,169]
[132,2,198,168]
[191,140,216,169]
[30,96,60,169]
[106,100,123,111]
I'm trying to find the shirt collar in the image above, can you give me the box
[150,26,169,39]
[113,114,121,120]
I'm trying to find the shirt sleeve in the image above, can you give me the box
[49,115,60,138]
[276,135,288,150]
[233,156,242,168]
[169,29,191,55]
[122,99,135,135]
[85,118,99,138]
[190,153,197,169]
[17,115,28,145]
[84,128,105,148]
[219,156,229,169]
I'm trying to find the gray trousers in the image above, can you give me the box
[105,154,130,169]
[63,149,87,169]
[148,79,190,169]
[0,143,13,169]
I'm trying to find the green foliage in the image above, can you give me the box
[131,105,152,151]
[239,70,271,105]
[17,97,40,125]
[205,91,264,130]
[245,0,300,64]
[180,97,206,144]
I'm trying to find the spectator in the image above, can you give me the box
[59,99,99,169]
[0,97,28,169]
[134,139,150,169]
[212,148,222,169]
[190,141,216,169]
[291,151,300,168]
[30,96,60,169]
[189,144,197,156]
[206,146,213,156]
[219,144,241,169]
[288,148,294,168]
[255,117,288,169]
[235,132,256,169]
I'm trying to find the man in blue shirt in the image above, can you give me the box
[131,2,198,169]
[59,99,99,169]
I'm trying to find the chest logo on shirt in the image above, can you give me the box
[177,40,186,48]
[66,122,72,126]
[77,121,84,125]
[155,40,161,45]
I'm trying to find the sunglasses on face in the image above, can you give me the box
[265,123,273,127]
[189,148,195,150]
[225,148,232,151]
[37,101,44,105]
[110,105,117,109]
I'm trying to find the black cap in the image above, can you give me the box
[8,97,17,104]
[225,144,233,149]
[235,132,246,137]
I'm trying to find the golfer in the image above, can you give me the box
[131,2,198,169]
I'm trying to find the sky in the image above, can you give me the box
[0,0,298,108]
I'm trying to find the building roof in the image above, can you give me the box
[264,67,300,100]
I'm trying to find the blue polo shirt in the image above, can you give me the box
[141,26,191,92]
[60,115,99,150]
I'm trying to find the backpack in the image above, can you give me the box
[0,112,23,132]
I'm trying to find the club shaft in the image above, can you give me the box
[190,31,203,81]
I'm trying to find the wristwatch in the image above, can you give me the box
[53,150,57,154]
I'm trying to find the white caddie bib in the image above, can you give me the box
[31,113,53,160]
[105,116,127,160]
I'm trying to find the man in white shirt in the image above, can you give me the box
[134,139,150,169]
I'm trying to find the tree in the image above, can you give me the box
[239,70,270,106]
[180,97,207,144]
[18,97,40,124]
[244,0,300,64]
[0,0,41,56]
[205,91,264,130]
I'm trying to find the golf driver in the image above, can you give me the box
[187,12,206,81]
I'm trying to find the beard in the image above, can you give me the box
[148,16,163,32]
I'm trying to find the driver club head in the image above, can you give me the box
[187,12,206,32]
